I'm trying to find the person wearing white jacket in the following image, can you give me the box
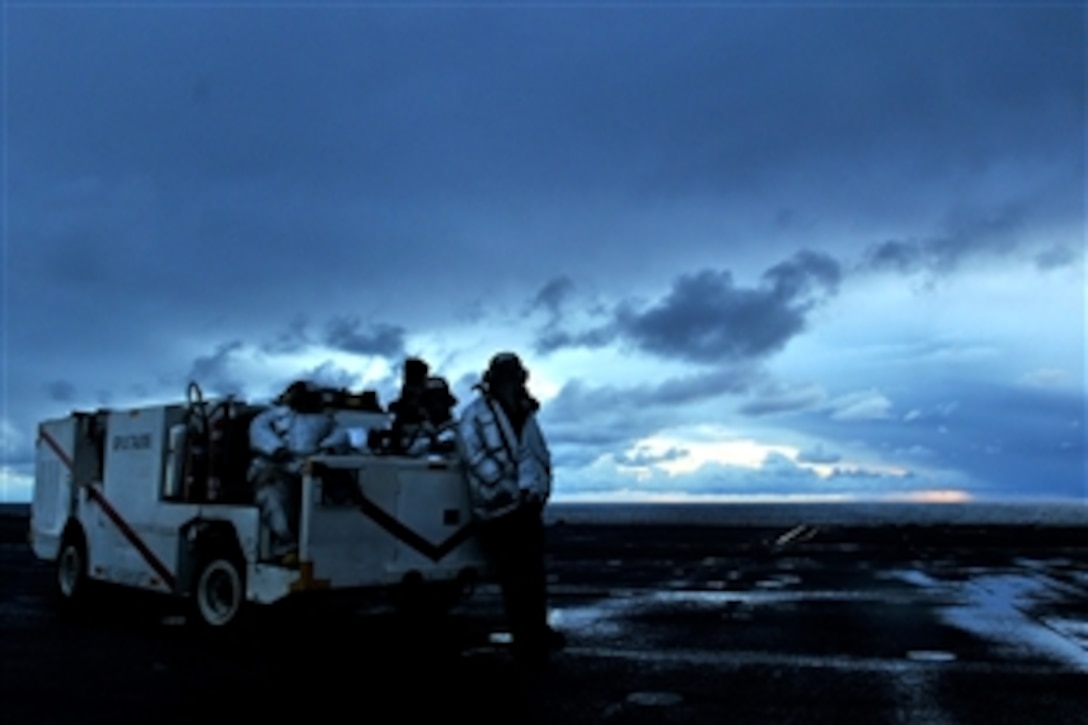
[248,381,351,560]
[458,352,564,665]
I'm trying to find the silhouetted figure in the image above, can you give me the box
[458,351,565,665]
[374,358,459,456]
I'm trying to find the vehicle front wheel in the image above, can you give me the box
[55,535,90,604]
[192,557,246,628]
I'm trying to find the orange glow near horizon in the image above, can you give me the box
[892,489,974,503]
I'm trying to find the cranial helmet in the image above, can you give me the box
[484,351,528,385]
[402,357,430,387]
[278,380,318,409]
[421,376,458,424]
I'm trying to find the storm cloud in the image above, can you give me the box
[861,198,1083,276]
[536,250,842,364]
[526,276,577,319]
[323,317,406,360]
[740,383,828,418]
[186,340,247,397]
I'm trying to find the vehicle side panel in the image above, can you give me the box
[301,456,490,589]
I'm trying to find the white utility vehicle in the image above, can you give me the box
[28,383,490,627]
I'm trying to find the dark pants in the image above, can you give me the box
[476,504,549,660]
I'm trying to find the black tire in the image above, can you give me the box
[55,532,90,612]
[191,556,247,628]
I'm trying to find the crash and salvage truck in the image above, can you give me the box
[28,382,491,627]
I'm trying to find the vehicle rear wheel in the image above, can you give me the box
[192,556,246,628]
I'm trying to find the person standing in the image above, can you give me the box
[457,352,565,665]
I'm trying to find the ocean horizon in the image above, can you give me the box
[542,500,1088,526]
[4,499,1086,526]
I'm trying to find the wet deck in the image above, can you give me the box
[3,511,1087,723]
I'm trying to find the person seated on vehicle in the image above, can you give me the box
[386,357,430,454]
[387,362,458,457]
[417,376,459,455]
[248,380,352,562]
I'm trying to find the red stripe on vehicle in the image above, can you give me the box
[357,494,476,562]
[84,485,177,592]
[38,427,74,470]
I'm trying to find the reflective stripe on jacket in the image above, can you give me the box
[457,393,551,520]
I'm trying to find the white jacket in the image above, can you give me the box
[248,406,351,478]
[457,392,551,520]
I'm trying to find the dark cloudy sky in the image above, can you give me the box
[3,2,1085,503]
